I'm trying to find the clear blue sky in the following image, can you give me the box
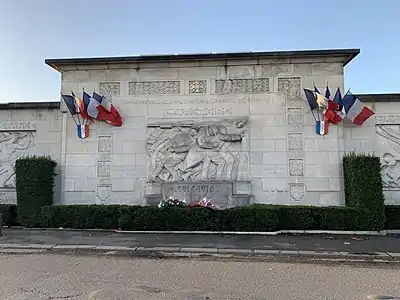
[0,0,399,102]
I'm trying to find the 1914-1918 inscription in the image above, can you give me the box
[161,182,231,204]
[0,190,17,204]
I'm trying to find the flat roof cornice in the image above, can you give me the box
[45,48,360,72]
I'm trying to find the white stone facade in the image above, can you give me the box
[0,49,399,206]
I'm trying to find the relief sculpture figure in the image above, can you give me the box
[0,132,33,188]
[376,125,400,188]
[146,118,248,183]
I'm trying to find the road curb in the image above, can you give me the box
[0,244,400,263]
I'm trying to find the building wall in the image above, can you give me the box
[0,107,62,204]
[59,57,345,206]
[0,58,398,206]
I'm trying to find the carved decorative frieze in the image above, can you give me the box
[289,183,305,202]
[375,115,400,125]
[128,81,180,95]
[96,185,111,204]
[189,80,207,94]
[146,118,248,182]
[289,159,304,176]
[215,78,269,94]
[376,124,400,189]
[97,160,111,177]
[0,121,36,131]
[0,132,34,188]
[287,132,303,151]
[100,82,120,98]
[278,77,301,100]
[97,135,112,153]
[287,108,302,126]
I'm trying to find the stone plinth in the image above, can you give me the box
[145,181,252,208]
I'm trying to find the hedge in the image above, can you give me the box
[385,205,400,230]
[15,156,57,227]
[343,152,386,230]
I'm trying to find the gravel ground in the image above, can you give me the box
[0,254,399,299]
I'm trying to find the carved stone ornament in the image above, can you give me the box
[0,132,34,188]
[376,124,400,189]
[289,183,305,202]
[96,185,111,203]
[146,118,248,182]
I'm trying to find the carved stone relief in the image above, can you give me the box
[289,183,305,202]
[128,81,180,95]
[146,119,248,182]
[0,132,34,188]
[287,132,303,151]
[289,159,304,176]
[278,77,301,100]
[97,160,111,177]
[100,82,120,98]
[215,78,269,94]
[376,124,400,189]
[189,80,207,94]
[287,108,302,126]
[98,135,112,153]
[96,185,111,204]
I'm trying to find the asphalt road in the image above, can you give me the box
[0,254,399,300]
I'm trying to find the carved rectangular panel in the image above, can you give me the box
[289,159,304,176]
[287,132,303,150]
[164,108,232,117]
[100,82,120,98]
[128,81,180,95]
[215,78,269,94]
[375,115,400,125]
[189,80,207,94]
[96,185,111,204]
[97,135,112,153]
[0,121,36,131]
[97,160,111,177]
[278,77,301,100]
[0,189,16,204]
[289,183,305,202]
[287,108,302,126]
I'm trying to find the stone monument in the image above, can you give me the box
[145,117,251,208]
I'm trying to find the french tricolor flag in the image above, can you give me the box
[77,125,89,139]
[316,120,328,136]
[342,92,375,126]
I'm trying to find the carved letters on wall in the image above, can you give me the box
[0,132,34,188]
[146,119,248,182]
[376,124,400,189]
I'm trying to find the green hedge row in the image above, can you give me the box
[15,156,57,226]
[0,204,378,231]
[343,152,386,230]
[1,204,399,231]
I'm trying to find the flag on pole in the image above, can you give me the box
[342,92,375,126]
[72,91,89,119]
[304,89,318,110]
[83,90,123,126]
[61,94,79,116]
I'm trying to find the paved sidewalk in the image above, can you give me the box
[1,228,400,262]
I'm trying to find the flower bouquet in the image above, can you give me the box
[188,197,220,210]
[158,196,187,208]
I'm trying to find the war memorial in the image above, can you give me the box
[0,48,399,208]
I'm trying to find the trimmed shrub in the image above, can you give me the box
[343,152,386,230]
[15,156,57,227]
[0,204,19,226]
[385,205,400,230]
[36,205,126,229]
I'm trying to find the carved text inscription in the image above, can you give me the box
[0,190,16,204]
[375,115,400,125]
[164,108,232,117]
[0,121,36,131]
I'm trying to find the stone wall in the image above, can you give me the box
[59,56,345,206]
[0,104,61,204]
[344,99,400,205]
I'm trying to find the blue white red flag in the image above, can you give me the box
[316,120,328,136]
[77,125,89,139]
[342,92,375,126]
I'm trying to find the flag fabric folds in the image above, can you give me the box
[303,85,375,136]
[77,125,89,139]
[83,91,123,127]
[342,92,375,126]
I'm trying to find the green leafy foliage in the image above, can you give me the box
[15,156,57,227]
[343,152,386,230]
